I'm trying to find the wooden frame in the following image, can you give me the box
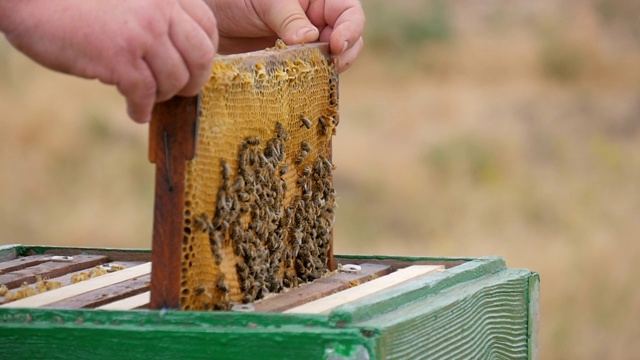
[147,43,338,310]
[0,244,539,359]
[148,95,198,309]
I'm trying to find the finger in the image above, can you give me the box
[169,7,216,96]
[253,0,319,44]
[114,59,157,123]
[324,0,365,56]
[145,35,190,101]
[336,36,363,72]
[178,0,218,46]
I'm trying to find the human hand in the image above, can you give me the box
[0,0,218,123]
[209,0,365,72]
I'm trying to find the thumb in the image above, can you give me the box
[257,1,319,44]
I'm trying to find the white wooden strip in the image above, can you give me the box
[97,291,150,310]
[284,265,444,314]
[0,262,151,308]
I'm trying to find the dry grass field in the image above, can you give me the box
[1,0,639,358]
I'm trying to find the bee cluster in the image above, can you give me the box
[194,119,336,308]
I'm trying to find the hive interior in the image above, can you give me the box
[179,42,339,310]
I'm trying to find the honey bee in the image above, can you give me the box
[195,213,212,232]
[216,275,229,293]
[210,230,223,249]
[194,285,208,296]
[299,115,312,129]
[244,137,260,147]
[236,262,250,279]
[215,301,233,311]
[221,160,231,181]
[276,122,290,141]
[237,191,251,203]
[300,165,312,177]
[300,141,312,153]
[295,150,308,165]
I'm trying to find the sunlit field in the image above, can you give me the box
[1,1,639,358]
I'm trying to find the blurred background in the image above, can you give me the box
[1,0,639,358]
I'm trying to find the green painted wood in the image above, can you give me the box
[0,249,538,359]
[357,269,534,359]
[0,308,366,360]
[18,245,151,261]
[0,244,20,262]
[527,273,541,360]
[329,256,507,325]
[335,254,471,270]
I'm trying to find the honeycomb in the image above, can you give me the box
[179,41,338,310]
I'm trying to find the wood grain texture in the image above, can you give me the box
[285,265,443,314]
[0,261,147,305]
[336,255,470,270]
[527,272,541,360]
[329,256,507,325]
[149,96,198,310]
[46,274,150,309]
[254,263,391,312]
[96,291,150,310]
[29,247,152,262]
[0,254,108,289]
[0,263,151,308]
[0,253,537,359]
[0,308,366,360]
[0,255,52,274]
[357,269,533,360]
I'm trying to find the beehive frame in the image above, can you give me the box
[149,43,339,310]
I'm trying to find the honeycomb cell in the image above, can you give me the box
[180,43,338,310]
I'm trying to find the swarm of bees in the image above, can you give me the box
[194,119,336,309]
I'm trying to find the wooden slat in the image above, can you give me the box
[0,255,52,274]
[149,96,198,310]
[45,274,151,309]
[97,291,150,310]
[36,248,152,262]
[254,263,392,312]
[0,261,147,305]
[284,265,444,314]
[0,262,151,308]
[335,256,469,270]
[0,255,108,289]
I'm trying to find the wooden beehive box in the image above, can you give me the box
[0,43,539,359]
[0,244,539,359]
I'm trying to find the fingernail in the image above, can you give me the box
[296,27,318,41]
[342,41,349,54]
